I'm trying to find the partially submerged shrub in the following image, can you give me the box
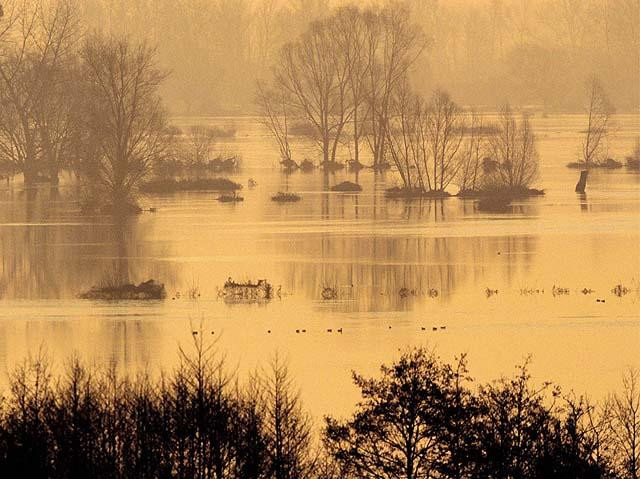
[567,158,623,169]
[79,279,166,300]
[219,278,272,301]
[280,159,299,171]
[625,137,640,170]
[321,286,338,300]
[331,181,362,192]
[300,159,315,171]
[271,192,301,202]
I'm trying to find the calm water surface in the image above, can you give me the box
[1,114,639,420]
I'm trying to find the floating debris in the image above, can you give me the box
[79,279,166,300]
[272,192,301,202]
[219,277,272,302]
[611,284,630,297]
[248,178,257,188]
[485,288,499,298]
[520,288,543,295]
[399,287,414,298]
[321,287,338,300]
[552,285,570,296]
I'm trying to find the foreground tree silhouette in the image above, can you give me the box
[324,348,476,479]
[78,34,167,214]
[608,368,640,479]
[263,354,315,479]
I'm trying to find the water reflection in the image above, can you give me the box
[279,233,537,312]
[0,187,176,299]
[0,115,638,419]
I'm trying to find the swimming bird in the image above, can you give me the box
[337,328,343,333]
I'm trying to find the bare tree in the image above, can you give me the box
[256,80,293,166]
[485,104,539,192]
[0,1,44,185]
[365,4,426,169]
[425,90,466,192]
[187,125,216,168]
[32,0,82,185]
[386,79,425,191]
[575,76,614,193]
[331,6,374,168]
[78,34,167,213]
[274,19,351,169]
[386,85,466,195]
[457,111,487,193]
[0,0,80,185]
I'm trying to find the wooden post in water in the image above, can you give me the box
[575,170,588,193]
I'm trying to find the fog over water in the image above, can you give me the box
[79,0,639,114]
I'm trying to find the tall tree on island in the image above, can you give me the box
[78,34,167,214]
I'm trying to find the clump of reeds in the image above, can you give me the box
[271,192,301,202]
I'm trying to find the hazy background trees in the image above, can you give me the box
[73,0,638,115]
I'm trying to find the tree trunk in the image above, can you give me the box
[575,170,588,193]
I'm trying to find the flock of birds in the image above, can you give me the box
[261,325,447,334]
[191,325,449,335]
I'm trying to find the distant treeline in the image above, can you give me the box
[77,0,639,114]
[0,337,638,478]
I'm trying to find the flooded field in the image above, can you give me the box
[1,114,639,420]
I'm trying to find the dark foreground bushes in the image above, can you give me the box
[0,343,637,479]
